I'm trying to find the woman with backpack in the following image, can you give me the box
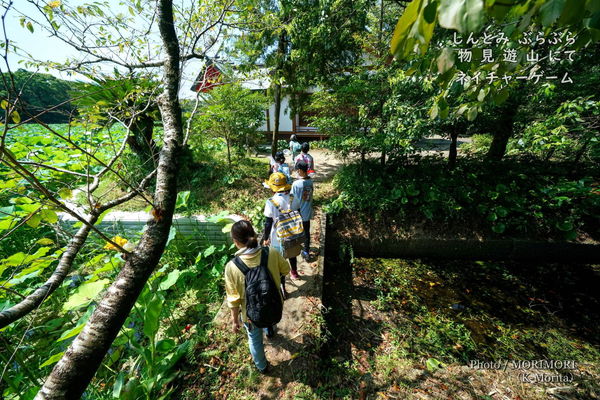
[262,172,303,284]
[224,220,290,374]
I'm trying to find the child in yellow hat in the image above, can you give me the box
[262,173,301,289]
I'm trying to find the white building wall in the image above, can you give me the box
[259,95,294,132]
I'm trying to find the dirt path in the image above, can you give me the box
[253,149,343,397]
[204,149,344,399]
[309,149,346,182]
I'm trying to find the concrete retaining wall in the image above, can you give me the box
[333,235,600,263]
[59,211,239,247]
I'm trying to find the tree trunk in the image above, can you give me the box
[126,114,158,166]
[573,136,591,164]
[486,128,512,161]
[226,137,232,166]
[271,31,286,158]
[486,89,520,162]
[378,0,386,167]
[448,131,459,169]
[272,83,281,158]
[35,1,183,398]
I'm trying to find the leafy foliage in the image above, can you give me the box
[0,223,233,399]
[391,0,600,119]
[327,158,600,240]
[518,97,600,162]
[190,83,267,165]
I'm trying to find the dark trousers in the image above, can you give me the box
[281,258,297,292]
[303,220,310,251]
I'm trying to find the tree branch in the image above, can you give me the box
[0,167,156,328]
[18,161,90,177]
[0,148,130,254]
[0,217,95,329]
[0,205,42,242]
[0,286,26,300]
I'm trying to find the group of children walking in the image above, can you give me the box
[224,135,316,373]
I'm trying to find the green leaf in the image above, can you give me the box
[492,223,506,233]
[466,106,478,121]
[36,238,55,246]
[424,0,438,23]
[438,0,484,34]
[540,0,566,26]
[158,269,181,291]
[203,245,216,257]
[0,99,8,109]
[0,218,16,231]
[426,357,444,372]
[58,188,72,199]
[175,191,190,210]
[159,341,190,371]
[221,222,234,233]
[390,0,423,57]
[25,213,42,228]
[439,105,450,119]
[166,226,177,247]
[143,294,163,342]
[26,21,34,33]
[417,5,436,54]
[63,279,109,311]
[556,220,573,231]
[477,88,488,102]
[156,339,176,352]
[113,372,125,399]
[10,110,20,124]
[41,209,58,224]
[2,247,51,270]
[429,103,439,119]
[57,323,85,342]
[437,48,454,74]
[558,0,586,25]
[40,352,64,368]
[57,307,93,342]
[496,207,509,217]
